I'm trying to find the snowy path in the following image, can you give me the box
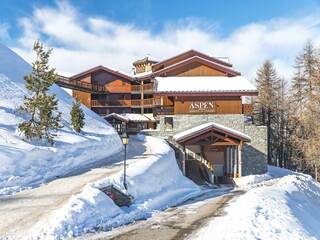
[0,137,148,239]
[78,187,242,240]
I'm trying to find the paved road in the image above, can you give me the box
[79,188,244,240]
[0,137,148,239]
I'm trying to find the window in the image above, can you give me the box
[164,117,173,130]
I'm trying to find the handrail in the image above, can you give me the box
[131,83,153,92]
[57,76,105,93]
[131,98,154,106]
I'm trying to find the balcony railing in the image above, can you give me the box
[131,98,154,107]
[131,83,153,92]
[57,76,105,93]
[91,100,131,107]
[105,85,131,93]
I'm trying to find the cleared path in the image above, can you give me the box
[0,137,148,239]
[79,188,243,240]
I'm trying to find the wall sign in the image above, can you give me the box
[189,101,216,113]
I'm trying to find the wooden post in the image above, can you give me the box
[238,141,243,177]
[141,81,144,114]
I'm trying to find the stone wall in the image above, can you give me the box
[243,125,268,175]
[143,114,268,176]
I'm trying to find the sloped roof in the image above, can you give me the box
[104,113,156,123]
[174,122,251,144]
[154,76,257,94]
[153,49,233,70]
[152,55,240,77]
[70,65,133,81]
[104,113,129,123]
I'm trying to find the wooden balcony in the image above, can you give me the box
[131,83,153,93]
[91,100,131,107]
[57,76,105,93]
[131,98,154,107]
[105,85,131,93]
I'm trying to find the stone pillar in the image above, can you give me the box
[238,141,243,177]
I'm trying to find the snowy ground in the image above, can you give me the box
[0,44,122,195]
[0,135,201,239]
[80,166,320,240]
[189,166,320,240]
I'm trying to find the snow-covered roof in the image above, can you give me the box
[133,70,152,77]
[105,113,156,122]
[173,122,251,143]
[104,113,129,123]
[121,113,150,122]
[155,76,257,93]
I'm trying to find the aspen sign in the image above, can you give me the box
[189,101,216,113]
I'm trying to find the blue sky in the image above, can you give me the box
[1,0,320,80]
[1,0,319,38]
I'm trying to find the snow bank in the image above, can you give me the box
[234,165,296,188]
[31,136,201,239]
[0,44,122,195]
[191,168,320,240]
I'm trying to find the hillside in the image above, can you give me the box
[0,44,122,195]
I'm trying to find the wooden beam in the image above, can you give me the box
[210,141,238,146]
[224,137,240,145]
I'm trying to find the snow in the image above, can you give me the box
[173,122,251,142]
[190,166,320,240]
[30,135,201,239]
[0,44,122,195]
[105,113,155,122]
[133,70,152,77]
[120,113,155,122]
[155,76,257,93]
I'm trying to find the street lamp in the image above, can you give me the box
[121,131,129,190]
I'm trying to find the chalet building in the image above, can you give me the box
[57,50,267,184]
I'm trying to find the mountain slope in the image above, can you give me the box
[0,44,122,195]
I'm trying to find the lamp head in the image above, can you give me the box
[121,132,129,145]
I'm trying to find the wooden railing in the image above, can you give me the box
[57,76,105,93]
[91,100,131,107]
[131,98,154,107]
[105,85,131,92]
[131,83,153,92]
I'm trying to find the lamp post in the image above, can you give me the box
[121,130,129,190]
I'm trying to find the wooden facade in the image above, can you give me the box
[57,50,256,117]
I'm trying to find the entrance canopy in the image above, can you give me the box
[173,122,251,145]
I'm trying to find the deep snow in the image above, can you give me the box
[0,44,122,195]
[191,166,320,240]
[29,135,201,239]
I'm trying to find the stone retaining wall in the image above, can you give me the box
[143,114,268,176]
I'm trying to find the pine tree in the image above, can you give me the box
[19,40,62,145]
[70,100,85,133]
[254,60,280,164]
